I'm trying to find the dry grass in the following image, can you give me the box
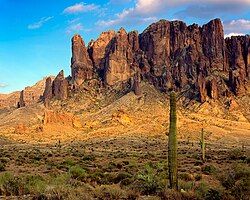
[0,134,249,199]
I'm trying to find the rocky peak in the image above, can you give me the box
[52,70,68,100]
[104,28,138,86]
[43,77,53,107]
[71,34,93,86]
[41,18,249,105]
[17,90,25,108]
[88,30,116,72]
[201,18,225,71]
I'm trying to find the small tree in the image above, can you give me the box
[168,91,178,190]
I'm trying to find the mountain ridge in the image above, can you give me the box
[0,18,249,144]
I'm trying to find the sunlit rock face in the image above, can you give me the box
[52,70,68,100]
[41,18,249,103]
[71,34,93,87]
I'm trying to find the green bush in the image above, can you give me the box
[113,172,132,184]
[204,188,223,200]
[69,165,86,181]
[0,172,24,196]
[220,164,250,200]
[179,173,194,181]
[228,148,246,160]
[195,181,209,199]
[136,163,163,195]
[23,175,46,195]
[202,165,217,175]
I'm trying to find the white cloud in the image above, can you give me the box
[109,0,132,5]
[97,0,250,27]
[0,83,8,88]
[224,19,250,34]
[96,0,162,27]
[63,2,99,14]
[28,16,53,30]
[224,32,245,38]
[66,23,84,34]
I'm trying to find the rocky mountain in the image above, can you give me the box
[43,18,249,106]
[0,18,249,144]
[0,77,53,109]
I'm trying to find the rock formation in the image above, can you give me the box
[1,77,50,109]
[88,30,116,76]
[71,34,93,87]
[133,72,142,96]
[43,77,53,107]
[226,36,250,95]
[17,90,25,108]
[104,28,139,86]
[40,18,250,104]
[52,70,68,100]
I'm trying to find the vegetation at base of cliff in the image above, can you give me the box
[0,137,249,199]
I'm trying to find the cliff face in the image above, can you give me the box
[226,36,250,95]
[41,18,249,105]
[71,35,93,86]
[139,19,228,100]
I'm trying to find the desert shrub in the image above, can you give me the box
[179,173,195,181]
[93,184,127,200]
[136,163,163,195]
[113,172,132,184]
[204,188,223,200]
[0,172,24,196]
[0,162,6,172]
[126,189,140,200]
[245,157,250,164]
[194,174,202,181]
[23,174,46,195]
[159,189,197,200]
[0,157,10,164]
[82,154,95,161]
[219,164,250,200]
[228,148,246,160]
[194,181,209,199]
[202,164,217,175]
[179,180,195,191]
[88,171,105,184]
[69,165,86,181]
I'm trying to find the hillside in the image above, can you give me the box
[0,81,249,145]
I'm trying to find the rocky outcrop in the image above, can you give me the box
[39,18,249,104]
[17,90,25,108]
[3,77,50,109]
[139,19,226,97]
[43,110,82,128]
[52,70,68,100]
[226,36,250,95]
[71,34,93,86]
[43,77,53,107]
[88,30,116,74]
[133,72,142,96]
[201,19,226,71]
[104,28,139,86]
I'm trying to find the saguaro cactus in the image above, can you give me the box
[200,128,205,162]
[168,91,178,190]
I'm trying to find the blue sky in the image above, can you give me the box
[0,0,250,93]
